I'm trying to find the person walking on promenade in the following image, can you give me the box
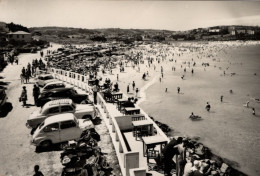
[132,81,135,91]
[33,165,44,176]
[177,87,180,94]
[127,84,130,94]
[92,84,99,105]
[25,69,30,83]
[33,84,40,106]
[20,86,27,107]
[22,67,26,76]
[20,73,25,84]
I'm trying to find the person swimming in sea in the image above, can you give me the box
[252,108,255,115]
[205,102,211,112]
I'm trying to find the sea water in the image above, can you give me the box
[140,45,260,176]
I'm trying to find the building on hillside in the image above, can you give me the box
[8,31,32,42]
[209,29,220,33]
[236,29,246,34]
[231,30,236,35]
[247,30,255,35]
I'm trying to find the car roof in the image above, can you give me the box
[44,113,75,125]
[44,81,65,86]
[43,99,73,108]
[39,74,53,77]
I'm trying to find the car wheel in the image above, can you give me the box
[80,100,87,104]
[82,115,92,121]
[40,140,52,148]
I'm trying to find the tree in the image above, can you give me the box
[7,22,29,32]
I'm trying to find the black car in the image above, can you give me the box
[36,87,89,107]
[0,89,7,110]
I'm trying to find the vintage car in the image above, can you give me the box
[27,99,96,129]
[36,74,56,87]
[41,81,66,92]
[31,113,94,147]
[36,87,89,107]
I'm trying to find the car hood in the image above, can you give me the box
[45,79,57,84]
[78,119,94,130]
[28,110,42,120]
[76,104,94,112]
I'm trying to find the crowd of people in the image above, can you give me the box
[162,137,229,176]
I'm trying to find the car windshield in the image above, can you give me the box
[74,117,79,125]
[44,75,54,80]
[71,102,76,109]
[39,122,45,129]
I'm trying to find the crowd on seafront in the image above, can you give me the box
[162,136,231,176]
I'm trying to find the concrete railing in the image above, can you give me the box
[49,67,91,93]
[49,67,169,176]
[97,92,140,176]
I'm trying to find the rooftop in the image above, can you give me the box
[46,99,73,107]
[44,113,75,125]
[8,31,31,35]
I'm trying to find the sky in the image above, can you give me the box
[0,0,260,31]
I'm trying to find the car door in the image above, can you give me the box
[59,120,81,142]
[42,123,60,144]
[43,84,54,92]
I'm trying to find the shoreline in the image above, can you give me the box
[136,74,159,106]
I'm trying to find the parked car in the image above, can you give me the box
[0,89,7,110]
[36,87,89,107]
[36,74,56,87]
[27,99,96,129]
[31,113,94,147]
[41,81,66,92]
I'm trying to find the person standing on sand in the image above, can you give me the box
[117,74,119,81]
[132,81,135,90]
[136,88,139,98]
[177,87,180,94]
[246,101,249,107]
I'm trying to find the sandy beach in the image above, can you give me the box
[97,41,260,176]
